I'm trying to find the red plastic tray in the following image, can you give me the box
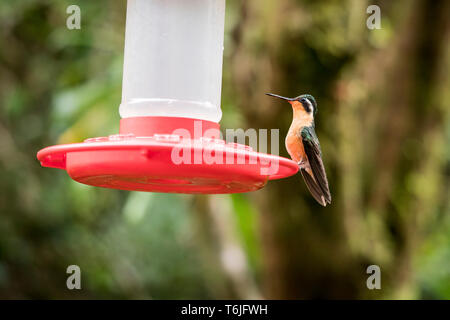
[37,117,298,194]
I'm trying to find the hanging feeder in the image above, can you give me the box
[37,0,298,194]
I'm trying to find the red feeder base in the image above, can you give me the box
[37,117,298,194]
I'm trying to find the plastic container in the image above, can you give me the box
[119,0,225,122]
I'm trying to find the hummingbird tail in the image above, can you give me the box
[300,168,328,206]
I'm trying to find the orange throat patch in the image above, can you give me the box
[285,101,314,163]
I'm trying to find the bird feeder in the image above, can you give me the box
[37,0,298,194]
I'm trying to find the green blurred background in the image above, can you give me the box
[0,0,449,299]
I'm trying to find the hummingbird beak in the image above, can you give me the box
[265,93,294,102]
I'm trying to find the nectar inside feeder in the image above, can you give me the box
[37,0,298,194]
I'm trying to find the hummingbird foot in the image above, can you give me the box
[297,159,307,169]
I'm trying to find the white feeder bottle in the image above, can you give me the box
[37,0,298,194]
[119,0,224,136]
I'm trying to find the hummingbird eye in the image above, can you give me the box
[299,98,312,113]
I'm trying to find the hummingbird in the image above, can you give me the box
[266,93,331,206]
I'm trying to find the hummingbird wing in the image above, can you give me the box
[299,126,332,206]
